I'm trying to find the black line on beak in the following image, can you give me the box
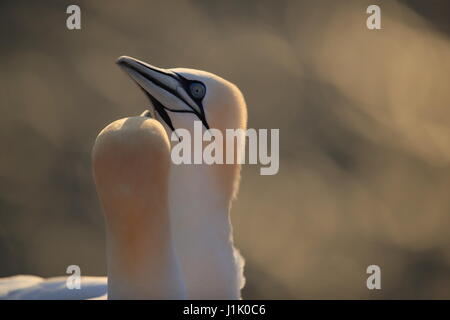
[144,92,175,132]
[143,91,181,141]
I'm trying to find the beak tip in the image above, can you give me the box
[116,56,132,66]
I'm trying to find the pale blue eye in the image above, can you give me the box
[189,82,206,99]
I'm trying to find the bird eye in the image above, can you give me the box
[189,82,206,99]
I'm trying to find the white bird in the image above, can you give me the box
[0,57,246,299]
[92,116,186,299]
[117,56,247,299]
[0,117,186,299]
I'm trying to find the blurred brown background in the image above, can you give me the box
[0,0,449,299]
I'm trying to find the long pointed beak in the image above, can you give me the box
[117,56,181,106]
[116,56,209,131]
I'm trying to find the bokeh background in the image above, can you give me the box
[1,0,449,299]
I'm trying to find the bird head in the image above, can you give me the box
[116,56,247,136]
[117,56,247,201]
[92,117,171,241]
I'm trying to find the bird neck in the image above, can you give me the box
[169,163,243,299]
[104,197,185,299]
[92,117,186,299]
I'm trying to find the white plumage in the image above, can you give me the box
[0,56,247,299]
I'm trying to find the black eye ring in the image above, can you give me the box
[189,82,206,100]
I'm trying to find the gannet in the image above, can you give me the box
[92,116,185,299]
[0,57,246,300]
[117,56,247,299]
[0,117,185,300]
